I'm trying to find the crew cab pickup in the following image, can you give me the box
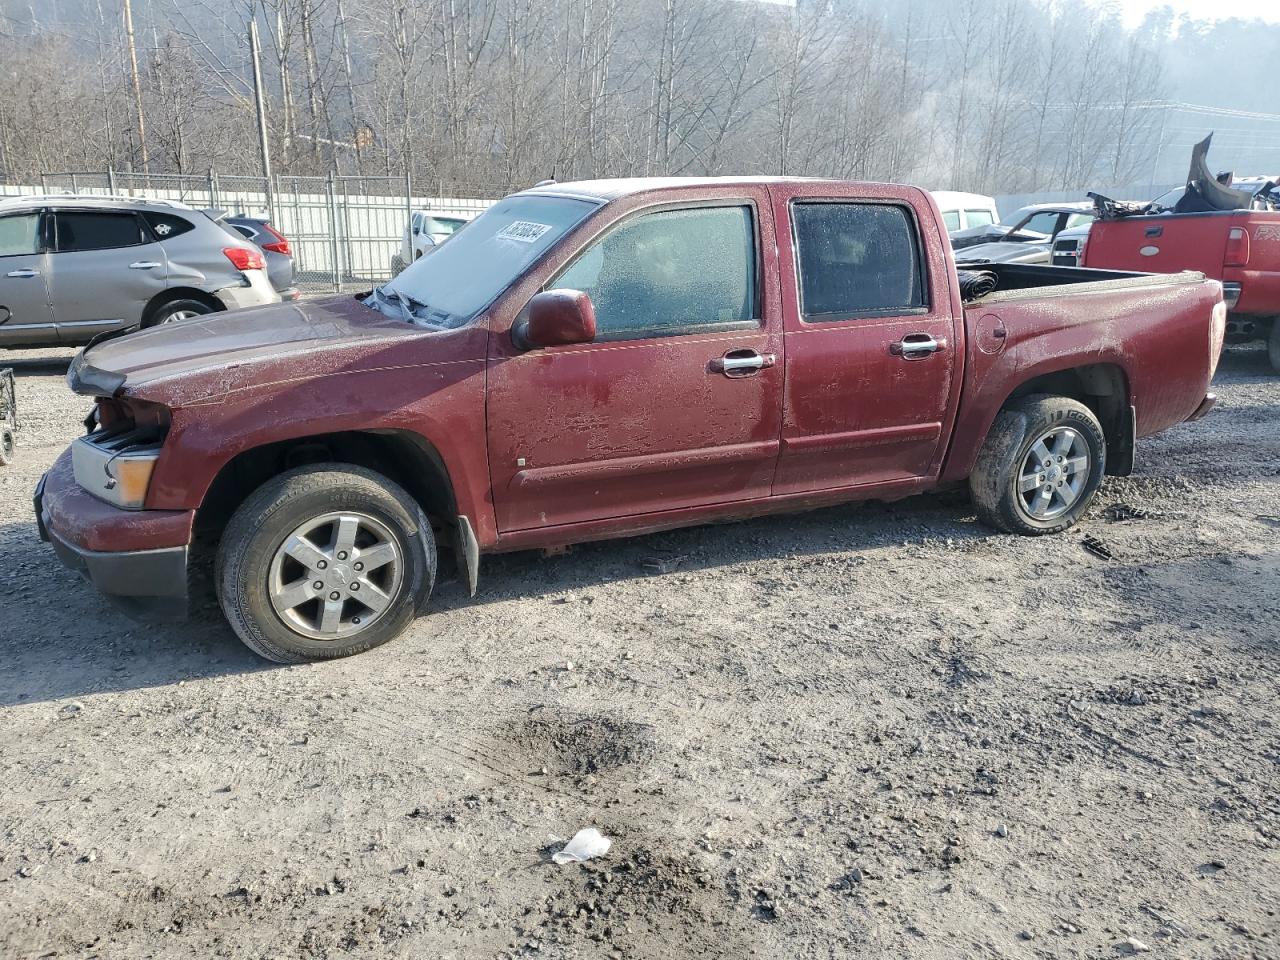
[36,177,1225,663]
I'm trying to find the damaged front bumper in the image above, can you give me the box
[35,452,193,621]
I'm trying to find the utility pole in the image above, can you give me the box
[123,0,149,174]
[249,17,276,222]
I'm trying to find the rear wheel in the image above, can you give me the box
[216,465,436,663]
[0,427,14,466]
[970,395,1106,535]
[146,298,215,327]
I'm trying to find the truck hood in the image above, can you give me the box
[68,295,464,404]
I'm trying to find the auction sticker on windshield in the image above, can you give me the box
[496,221,554,243]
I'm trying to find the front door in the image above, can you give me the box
[486,197,783,533]
[47,209,169,340]
[770,189,962,495]
[0,210,55,345]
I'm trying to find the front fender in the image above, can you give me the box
[144,355,493,541]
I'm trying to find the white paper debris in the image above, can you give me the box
[552,827,611,865]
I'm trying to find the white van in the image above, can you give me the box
[929,191,999,235]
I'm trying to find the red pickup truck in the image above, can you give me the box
[1083,138,1280,370]
[36,177,1224,662]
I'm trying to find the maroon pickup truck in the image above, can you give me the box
[36,177,1224,662]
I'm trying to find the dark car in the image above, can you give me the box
[227,216,299,300]
[950,202,1095,252]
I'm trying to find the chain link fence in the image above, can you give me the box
[1,169,505,293]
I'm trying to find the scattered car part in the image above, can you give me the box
[1102,503,1154,522]
[0,366,15,465]
[1081,535,1113,560]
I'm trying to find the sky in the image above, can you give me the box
[1113,0,1279,27]
[746,0,1279,27]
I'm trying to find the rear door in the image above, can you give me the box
[770,185,962,496]
[47,209,169,339]
[486,193,783,532]
[0,210,55,345]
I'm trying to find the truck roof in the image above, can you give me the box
[517,175,841,202]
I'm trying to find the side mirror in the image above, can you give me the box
[412,225,421,235]
[513,289,596,350]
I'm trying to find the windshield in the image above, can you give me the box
[372,194,599,328]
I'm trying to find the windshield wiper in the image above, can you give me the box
[372,285,430,325]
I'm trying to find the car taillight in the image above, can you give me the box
[260,223,291,257]
[1224,227,1250,267]
[223,246,265,271]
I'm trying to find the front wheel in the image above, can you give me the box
[969,395,1106,535]
[216,465,436,663]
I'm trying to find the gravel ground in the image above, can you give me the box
[1,346,1277,960]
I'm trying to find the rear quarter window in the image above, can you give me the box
[142,212,196,241]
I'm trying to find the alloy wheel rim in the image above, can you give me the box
[267,511,404,640]
[167,309,200,322]
[1017,426,1090,521]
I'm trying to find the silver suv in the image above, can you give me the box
[0,195,279,349]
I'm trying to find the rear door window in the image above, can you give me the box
[965,209,995,228]
[53,211,147,252]
[142,212,197,241]
[0,213,41,256]
[792,202,927,320]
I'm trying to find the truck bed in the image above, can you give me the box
[963,261,1204,303]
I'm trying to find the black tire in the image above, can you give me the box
[969,394,1106,536]
[1268,319,1280,374]
[0,426,14,466]
[146,297,215,327]
[216,465,436,663]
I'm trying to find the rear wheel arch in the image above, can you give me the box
[142,287,223,327]
[999,362,1132,476]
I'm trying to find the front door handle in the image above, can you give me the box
[129,261,162,269]
[891,333,946,359]
[6,269,39,278]
[709,349,776,377]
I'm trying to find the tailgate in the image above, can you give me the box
[1084,214,1231,279]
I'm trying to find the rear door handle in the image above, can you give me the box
[6,269,39,278]
[891,333,946,359]
[709,349,776,377]
[129,261,162,269]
